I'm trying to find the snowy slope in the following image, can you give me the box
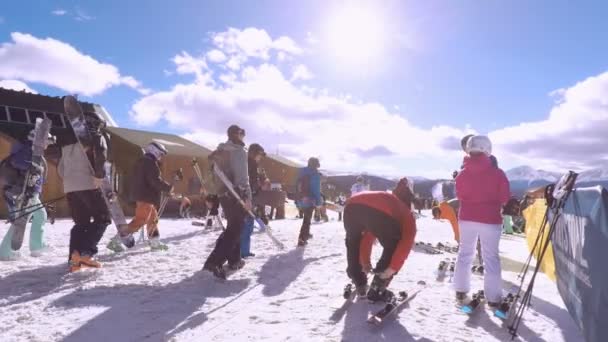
[0,212,582,342]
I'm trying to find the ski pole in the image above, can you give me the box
[8,195,65,215]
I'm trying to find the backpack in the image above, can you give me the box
[295,173,311,200]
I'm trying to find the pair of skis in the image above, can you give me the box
[211,163,285,250]
[459,288,518,319]
[367,280,428,325]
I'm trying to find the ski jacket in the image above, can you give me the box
[347,191,417,272]
[438,201,460,242]
[455,154,510,224]
[295,166,322,208]
[58,134,107,193]
[3,141,47,194]
[350,182,368,197]
[215,141,252,202]
[248,156,261,197]
[129,153,172,207]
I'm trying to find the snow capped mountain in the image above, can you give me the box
[505,166,561,182]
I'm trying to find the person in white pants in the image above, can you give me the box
[453,135,510,306]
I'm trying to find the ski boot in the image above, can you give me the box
[367,274,394,302]
[228,259,245,271]
[203,263,227,280]
[149,237,168,251]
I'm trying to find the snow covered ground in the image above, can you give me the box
[0,210,583,342]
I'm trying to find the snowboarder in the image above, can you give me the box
[295,157,322,246]
[125,142,173,250]
[343,177,417,300]
[431,201,460,243]
[0,129,54,259]
[350,175,368,197]
[453,135,510,306]
[240,142,266,258]
[203,124,251,279]
[57,111,111,272]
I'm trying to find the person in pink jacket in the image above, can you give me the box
[453,135,510,306]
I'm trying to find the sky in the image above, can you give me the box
[1,0,608,178]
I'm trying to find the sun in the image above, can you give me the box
[325,6,386,68]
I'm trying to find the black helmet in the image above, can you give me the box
[227,124,245,137]
[308,157,320,169]
[249,143,266,156]
[84,111,106,133]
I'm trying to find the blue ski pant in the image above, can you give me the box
[240,215,255,257]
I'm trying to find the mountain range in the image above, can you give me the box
[323,165,608,200]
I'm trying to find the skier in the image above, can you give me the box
[336,193,346,221]
[350,175,368,197]
[203,124,251,279]
[343,178,417,300]
[295,157,322,246]
[204,194,222,229]
[0,129,54,259]
[431,201,460,243]
[179,195,192,219]
[58,112,112,272]
[453,135,510,307]
[240,143,266,258]
[125,142,173,250]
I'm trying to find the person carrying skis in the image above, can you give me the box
[350,175,368,197]
[453,135,510,306]
[343,177,417,301]
[58,111,112,272]
[295,157,322,246]
[240,142,266,258]
[203,124,251,279]
[431,201,460,243]
[125,142,173,250]
[0,129,54,259]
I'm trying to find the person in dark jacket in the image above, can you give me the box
[125,142,173,250]
[58,111,114,272]
[240,143,266,258]
[296,157,322,246]
[203,124,252,279]
[0,129,54,260]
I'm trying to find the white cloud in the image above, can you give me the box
[290,64,314,81]
[131,56,466,175]
[490,71,608,171]
[0,32,147,96]
[209,27,303,70]
[206,49,227,63]
[0,80,37,93]
[74,8,94,21]
[172,51,212,84]
[52,9,67,16]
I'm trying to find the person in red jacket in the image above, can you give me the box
[454,135,510,306]
[343,178,417,301]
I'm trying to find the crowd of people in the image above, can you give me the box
[1,117,515,306]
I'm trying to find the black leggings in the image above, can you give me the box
[343,203,401,286]
[204,195,246,267]
[67,189,111,259]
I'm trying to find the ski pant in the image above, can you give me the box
[343,203,401,287]
[204,195,245,268]
[298,207,315,241]
[240,215,255,257]
[0,194,47,255]
[127,202,160,238]
[503,215,514,234]
[453,220,502,302]
[67,189,111,260]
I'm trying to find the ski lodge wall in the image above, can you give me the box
[0,88,301,219]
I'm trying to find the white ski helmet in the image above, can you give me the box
[466,135,492,156]
[144,141,168,160]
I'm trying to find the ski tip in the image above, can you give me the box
[417,280,427,286]
[494,310,507,319]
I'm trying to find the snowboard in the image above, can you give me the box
[367,280,427,325]
[10,118,52,250]
[211,162,285,250]
[63,95,134,252]
[460,289,485,314]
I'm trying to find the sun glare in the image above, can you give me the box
[325,6,385,68]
